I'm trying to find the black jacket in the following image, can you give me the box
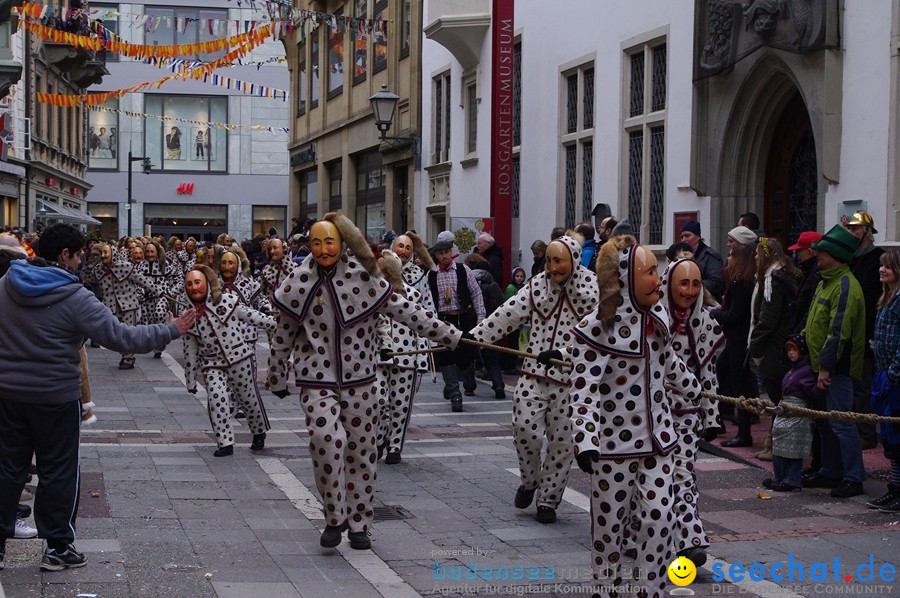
[478,243,504,286]
[694,241,724,302]
[851,244,884,344]
[791,256,820,334]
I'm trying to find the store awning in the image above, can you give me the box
[36,199,102,226]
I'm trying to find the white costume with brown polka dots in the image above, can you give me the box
[89,259,156,360]
[660,258,725,554]
[174,249,192,276]
[221,274,270,344]
[400,261,435,312]
[137,259,179,326]
[260,257,297,298]
[569,242,701,598]
[471,236,598,510]
[375,284,429,455]
[183,293,275,448]
[269,254,461,533]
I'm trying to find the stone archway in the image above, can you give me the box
[764,91,817,245]
[703,52,826,248]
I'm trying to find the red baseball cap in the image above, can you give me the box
[788,231,823,251]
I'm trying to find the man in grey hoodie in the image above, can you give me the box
[0,224,195,572]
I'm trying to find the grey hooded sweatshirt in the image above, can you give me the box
[0,259,180,404]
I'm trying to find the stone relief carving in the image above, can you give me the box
[744,0,786,36]
[700,0,738,73]
[698,0,833,75]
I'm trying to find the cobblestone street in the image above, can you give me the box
[1,344,897,598]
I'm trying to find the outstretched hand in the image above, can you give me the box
[171,310,196,336]
[575,450,600,474]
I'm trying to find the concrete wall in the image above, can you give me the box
[84,2,290,241]
[419,0,698,273]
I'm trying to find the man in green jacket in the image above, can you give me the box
[802,224,866,498]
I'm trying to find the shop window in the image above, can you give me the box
[297,39,307,115]
[144,6,228,61]
[329,160,343,212]
[355,152,385,243]
[88,97,119,170]
[400,0,411,59]
[353,0,367,85]
[93,4,118,61]
[327,8,344,98]
[372,0,387,73]
[144,95,227,172]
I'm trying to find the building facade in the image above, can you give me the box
[84,1,290,242]
[420,0,899,275]
[283,0,420,244]
[3,0,105,231]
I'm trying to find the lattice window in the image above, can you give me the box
[582,141,593,222]
[433,72,451,164]
[627,130,644,235]
[564,145,578,228]
[623,36,667,244]
[649,127,665,244]
[566,74,578,134]
[630,52,645,117]
[583,68,594,130]
[652,44,667,112]
[513,41,522,146]
[512,154,521,218]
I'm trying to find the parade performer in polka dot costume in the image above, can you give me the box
[87,242,158,370]
[392,232,437,313]
[566,235,700,598]
[260,238,297,298]
[374,250,431,465]
[658,256,725,567]
[471,235,598,524]
[268,213,464,551]
[182,265,274,457]
[138,240,181,357]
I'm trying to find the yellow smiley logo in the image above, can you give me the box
[668,556,697,586]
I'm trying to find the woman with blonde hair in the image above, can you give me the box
[869,249,900,511]
[747,237,801,459]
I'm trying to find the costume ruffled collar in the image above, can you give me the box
[272,253,393,328]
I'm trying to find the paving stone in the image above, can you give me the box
[214,581,302,597]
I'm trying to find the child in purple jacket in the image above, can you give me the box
[763,334,822,491]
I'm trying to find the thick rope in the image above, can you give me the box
[672,387,900,425]
[386,346,449,358]
[458,337,572,369]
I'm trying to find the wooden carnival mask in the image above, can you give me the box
[310,220,341,269]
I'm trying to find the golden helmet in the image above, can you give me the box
[846,210,877,234]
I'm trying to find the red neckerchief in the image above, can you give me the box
[439,261,454,272]
[671,307,689,335]
[193,302,206,317]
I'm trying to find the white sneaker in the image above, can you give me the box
[14,518,37,539]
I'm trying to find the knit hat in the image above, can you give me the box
[811,224,860,263]
[680,220,702,237]
[728,225,757,245]
[785,333,809,356]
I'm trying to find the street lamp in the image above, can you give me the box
[369,84,400,140]
[127,150,152,237]
[36,204,48,231]
[369,85,420,231]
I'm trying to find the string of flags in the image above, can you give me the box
[144,56,289,100]
[36,33,269,106]
[15,1,392,39]
[88,104,289,135]
[21,11,277,59]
